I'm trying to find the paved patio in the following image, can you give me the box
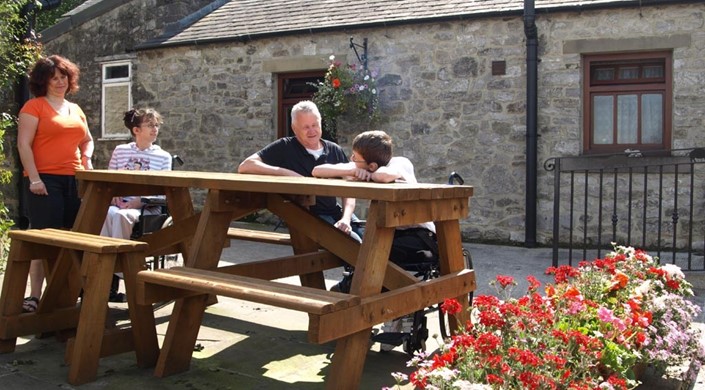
[0,234,703,389]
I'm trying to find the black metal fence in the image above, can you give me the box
[544,148,705,270]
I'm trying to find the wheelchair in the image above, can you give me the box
[129,155,184,270]
[335,172,473,355]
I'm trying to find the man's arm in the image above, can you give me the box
[311,162,368,179]
[238,153,302,177]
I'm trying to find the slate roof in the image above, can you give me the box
[49,0,700,50]
[137,0,697,49]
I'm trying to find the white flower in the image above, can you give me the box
[372,88,377,94]
[329,55,335,61]
[364,74,370,81]
[391,371,408,382]
[635,280,652,297]
[358,85,366,91]
[661,264,685,280]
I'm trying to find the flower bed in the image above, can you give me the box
[392,244,705,389]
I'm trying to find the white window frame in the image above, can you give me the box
[101,61,133,139]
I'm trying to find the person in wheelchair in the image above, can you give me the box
[100,108,172,301]
[313,130,439,351]
[312,129,439,281]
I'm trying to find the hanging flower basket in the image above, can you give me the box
[310,55,380,141]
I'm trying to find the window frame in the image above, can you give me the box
[582,51,672,154]
[101,61,133,139]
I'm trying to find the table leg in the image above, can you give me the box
[0,240,32,352]
[67,252,116,385]
[327,203,395,388]
[154,295,209,377]
[326,329,373,390]
[155,189,235,376]
[434,219,470,332]
[120,252,159,368]
[289,225,326,290]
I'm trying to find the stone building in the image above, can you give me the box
[5,0,704,249]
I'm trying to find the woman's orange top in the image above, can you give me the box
[20,97,89,176]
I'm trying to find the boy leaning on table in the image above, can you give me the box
[311,130,439,351]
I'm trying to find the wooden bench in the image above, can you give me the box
[0,228,159,385]
[226,227,291,245]
[136,267,359,315]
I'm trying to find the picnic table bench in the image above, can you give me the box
[0,228,158,385]
[1,169,475,388]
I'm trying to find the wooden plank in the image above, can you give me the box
[217,251,343,280]
[68,252,116,385]
[0,306,81,339]
[139,213,200,256]
[77,170,474,203]
[309,269,476,344]
[119,251,159,368]
[66,327,134,362]
[9,229,148,254]
[155,294,209,377]
[374,198,469,227]
[435,219,471,333]
[266,194,418,290]
[226,228,291,245]
[137,267,360,314]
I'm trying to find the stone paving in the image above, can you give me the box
[0,233,704,389]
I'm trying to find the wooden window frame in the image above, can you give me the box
[582,51,672,154]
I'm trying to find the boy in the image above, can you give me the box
[313,130,439,351]
[312,130,437,267]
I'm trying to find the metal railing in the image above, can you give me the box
[544,148,705,269]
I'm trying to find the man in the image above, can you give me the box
[238,100,362,241]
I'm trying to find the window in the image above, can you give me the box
[583,52,672,154]
[276,71,324,138]
[101,61,132,138]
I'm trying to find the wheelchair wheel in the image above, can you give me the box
[438,247,473,340]
[403,310,428,355]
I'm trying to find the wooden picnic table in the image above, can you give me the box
[74,169,476,388]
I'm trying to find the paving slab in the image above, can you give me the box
[0,233,703,389]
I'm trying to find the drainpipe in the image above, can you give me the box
[524,0,538,248]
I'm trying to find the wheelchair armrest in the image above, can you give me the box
[140,197,167,207]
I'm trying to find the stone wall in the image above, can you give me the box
[2,0,213,219]
[10,1,704,247]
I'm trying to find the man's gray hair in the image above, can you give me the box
[291,100,322,123]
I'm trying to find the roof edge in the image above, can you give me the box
[135,0,703,51]
[39,0,131,43]
[134,0,229,51]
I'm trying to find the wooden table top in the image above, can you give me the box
[77,170,474,202]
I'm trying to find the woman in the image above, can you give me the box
[17,55,94,312]
[101,108,172,302]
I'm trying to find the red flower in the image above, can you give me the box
[486,373,504,385]
[666,279,681,290]
[496,274,515,288]
[409,371,427,388]
[545,265,580,283]
[332,78,341,88]
[527,275,542,292]
[609,270,629,291]
[440,298,462,315]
